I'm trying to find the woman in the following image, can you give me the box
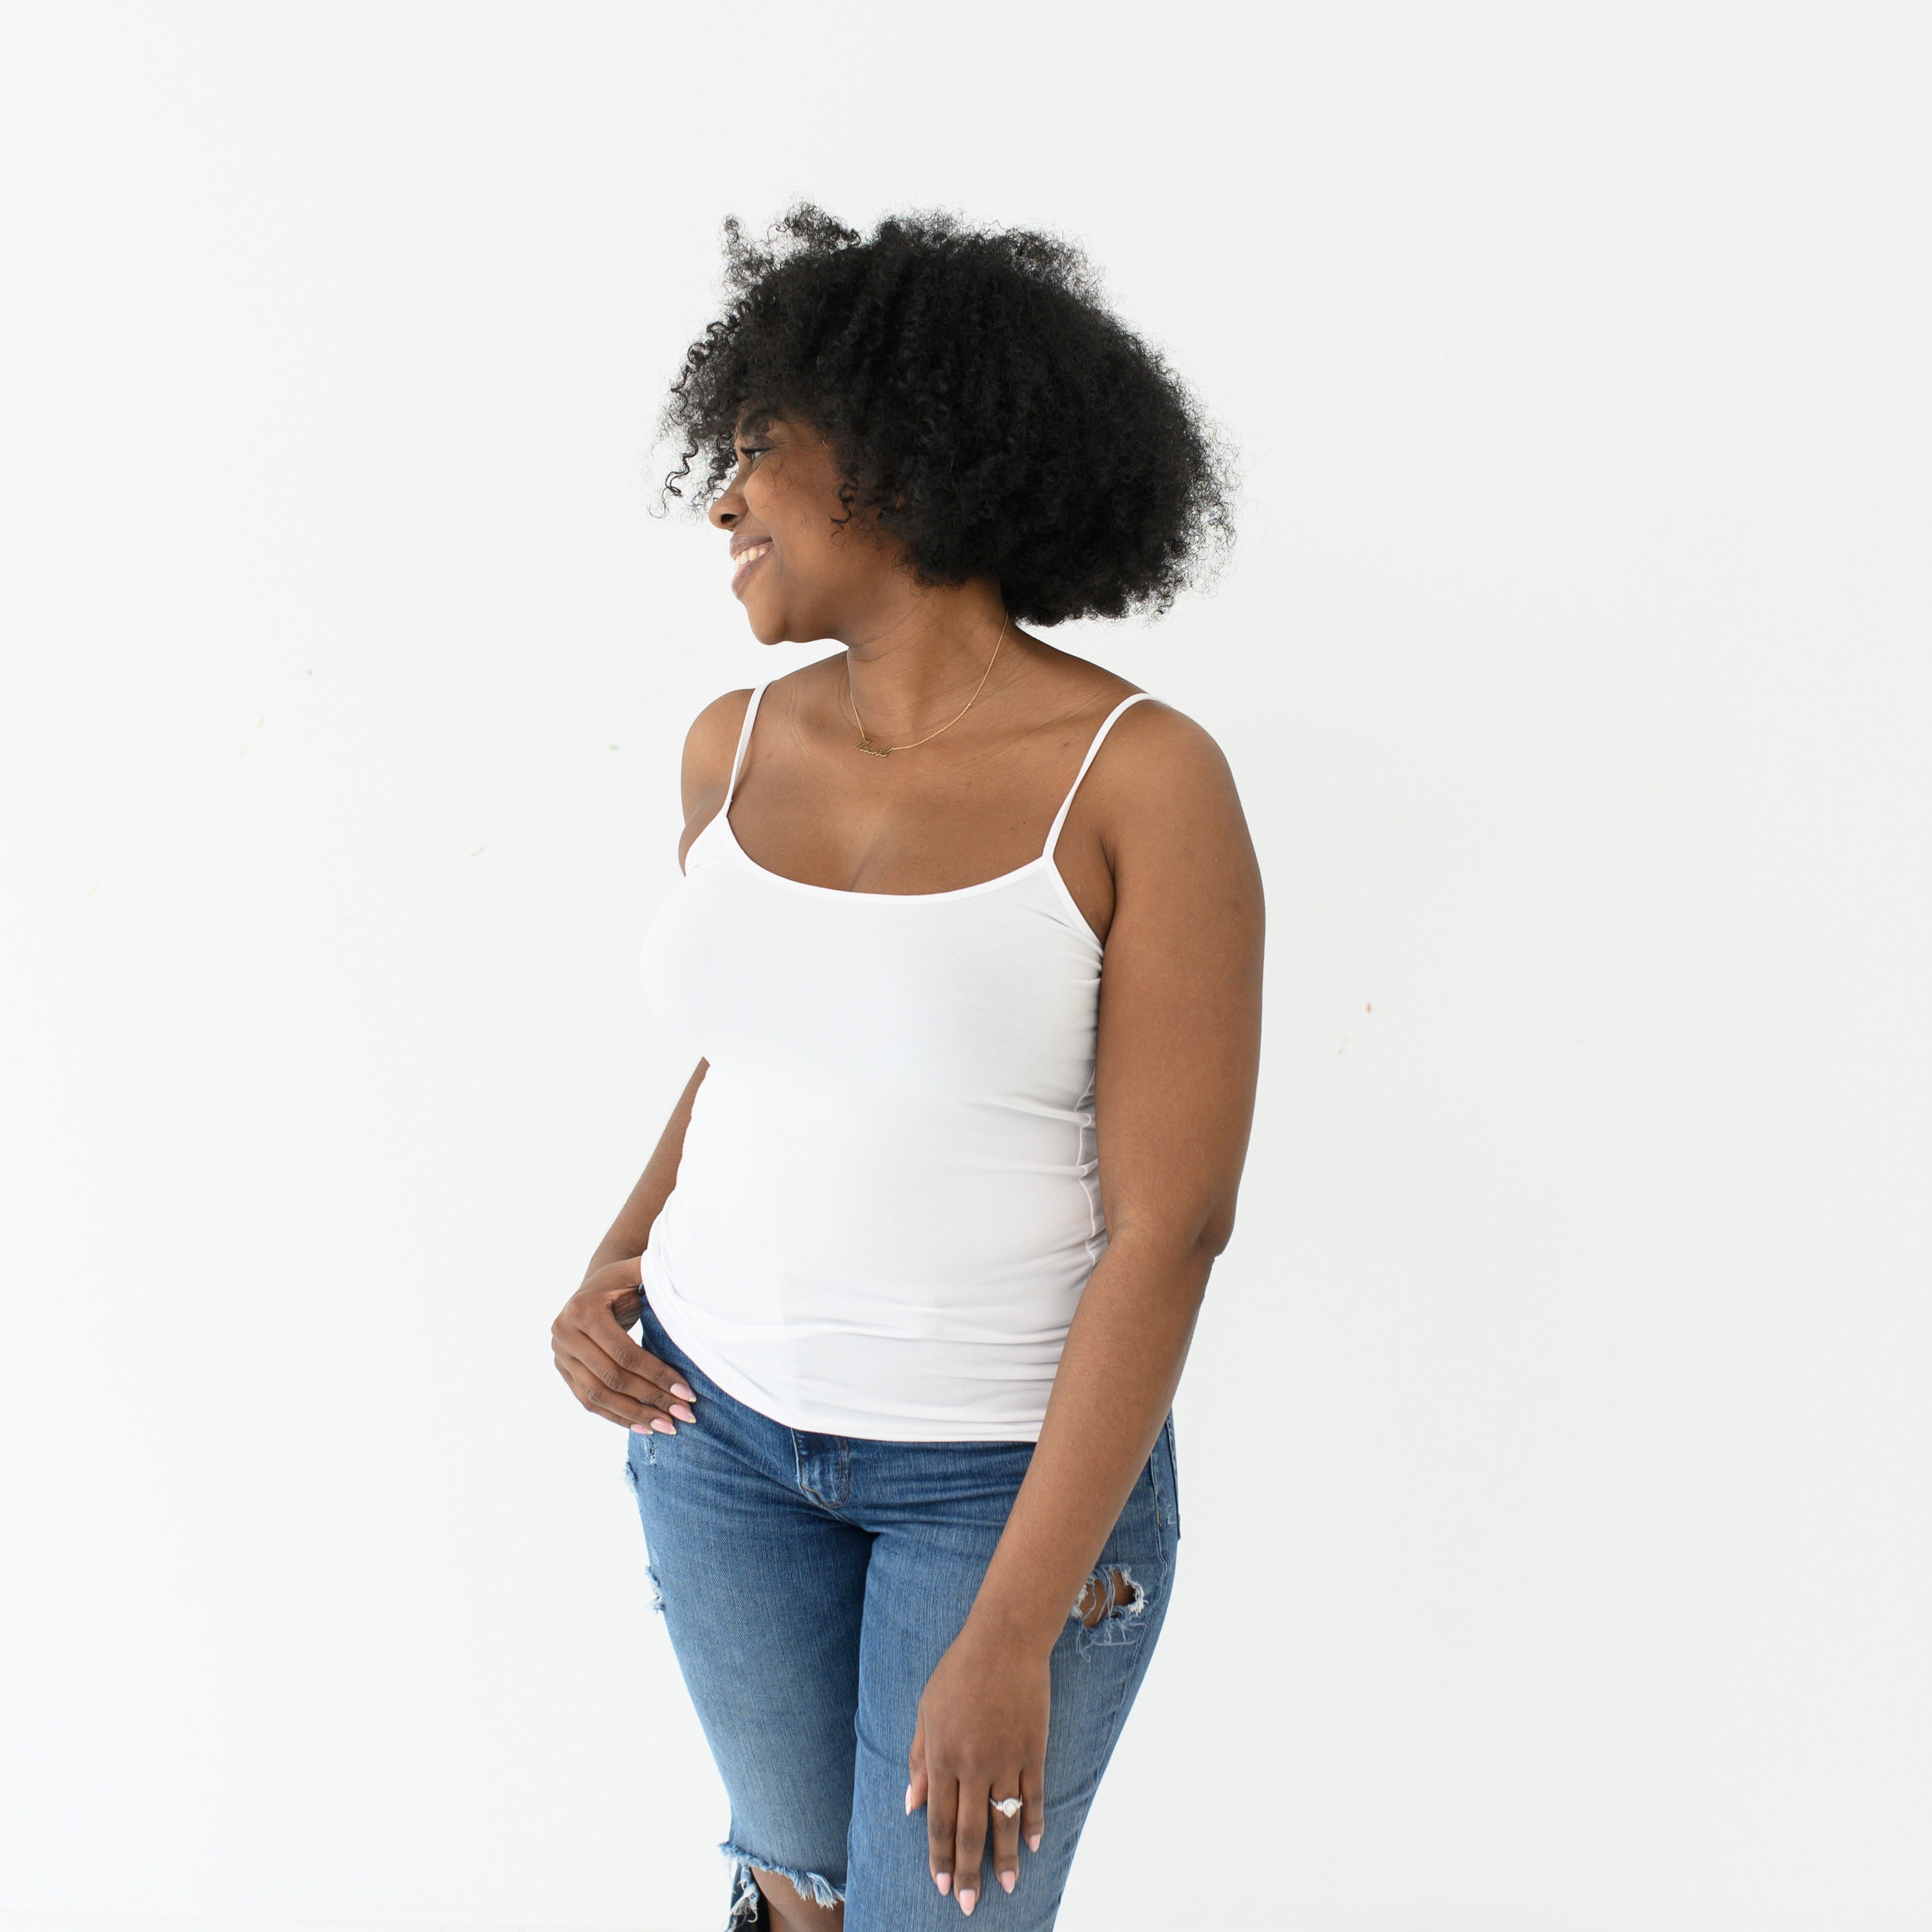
[551,207,1264,1931]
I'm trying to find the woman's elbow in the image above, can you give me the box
[1197,1199,1238,1263]
[1108,1197,1238,1276]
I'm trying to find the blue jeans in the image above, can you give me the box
[623,1292,1180,1930]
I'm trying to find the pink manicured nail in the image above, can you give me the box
[999,1870,1016,1894]
[670,1382,696,1402]
[904,1784,914,1814]
[651,1417,676,1435]
[958,1889,976,1916]
[1027,1832,1042,1853]
[934,1873,951,1896]
[670,1403,697,1423]
[630,1423,652,1434]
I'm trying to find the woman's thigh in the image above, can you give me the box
[623,1300,871,1913]
[842,1421,1180,1931]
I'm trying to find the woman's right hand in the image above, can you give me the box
[551,1258,699,1434]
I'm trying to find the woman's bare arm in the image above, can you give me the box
[580,1057,708,1281]
[910,701,1265,1902]
[551,1057,708,1434]
[971,706,1262,1636]
[552,689,750,1432]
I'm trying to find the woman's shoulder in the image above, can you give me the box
[679,685,756,822]
[1035,650,1231,795]
[1030,660,1244,877]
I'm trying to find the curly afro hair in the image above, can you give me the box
[658,204,1235,627]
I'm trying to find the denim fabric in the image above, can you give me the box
[623,1291,1179,1931]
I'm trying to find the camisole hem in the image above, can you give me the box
[641,1258,1047,1446]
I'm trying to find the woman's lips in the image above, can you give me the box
[730,541,772,593]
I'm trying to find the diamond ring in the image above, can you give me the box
[991,1796,1023,1819]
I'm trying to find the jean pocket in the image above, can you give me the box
[635,1292,701,1393]
[634,1288,672,1358]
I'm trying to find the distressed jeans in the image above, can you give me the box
[622,1290,1180,1931]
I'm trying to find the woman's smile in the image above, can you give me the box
[730,539,772,594]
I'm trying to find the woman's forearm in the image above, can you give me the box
[582,1058,708,1282]
[965,1227,1215,1656]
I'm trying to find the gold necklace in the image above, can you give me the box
[844,614,1007,757]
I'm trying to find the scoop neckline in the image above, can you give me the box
[715,808,1053,902]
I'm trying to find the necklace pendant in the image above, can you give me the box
[856,736,891,758]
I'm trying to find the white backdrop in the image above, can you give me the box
[3,6,1927,1930]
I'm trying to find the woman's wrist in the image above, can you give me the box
[580,1245,643,1292]
[961,1574,1075,1661]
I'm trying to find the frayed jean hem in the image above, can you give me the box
[723,1839,846,1925]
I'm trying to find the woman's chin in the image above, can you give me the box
[739,599,797,648]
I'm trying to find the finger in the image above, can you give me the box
[989,1781,1022,1895]
[1021,1759,1046,1857]
[551,1356,679,1432]
[591,1318,699,1412]
[551,1340,681,1426]
[925,1766,959,1899]
[553,1323,697,1421]
[567,1381,676,1434]
[907,1710,929,1817]
[570,1290,694,1395]
[952,1775,989,1916]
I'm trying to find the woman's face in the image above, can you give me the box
[706,413,900,645]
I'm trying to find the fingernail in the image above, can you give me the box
[670,1403,697,1423]
[934,1873,950,1896]
[1027,1832,1041,1853]
[651,1417,676,1435]
[959,1888,977,1915]
[904,1783,914,1814]
[999,1870,1016,1893]
[629,1423,652,1434]
[670,1382,696,1402]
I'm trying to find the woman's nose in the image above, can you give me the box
[708,493,741,531]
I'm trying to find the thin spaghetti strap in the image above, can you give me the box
[725,683,769,806]
[1041,692,1155,860]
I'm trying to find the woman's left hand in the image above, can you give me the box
[907,1622,1050,1912]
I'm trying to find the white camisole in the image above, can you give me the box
[638,681,1153,1441]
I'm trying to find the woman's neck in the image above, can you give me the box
[837,579,1017,743]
